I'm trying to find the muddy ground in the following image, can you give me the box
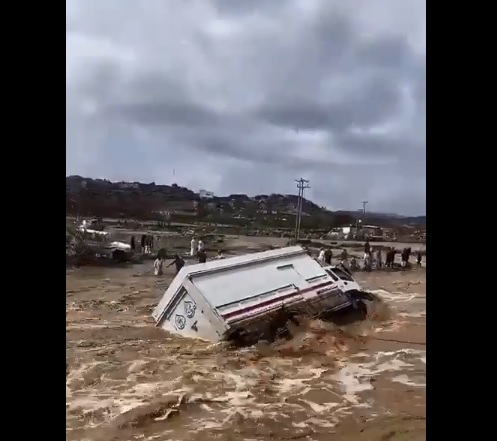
[66,240,426,441]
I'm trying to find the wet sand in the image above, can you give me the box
[66,262,426,441]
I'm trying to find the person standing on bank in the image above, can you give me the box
[197,248,207,263]
[153,256,164,276]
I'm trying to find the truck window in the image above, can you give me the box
[330,267,354,282]
[325,270,339,281]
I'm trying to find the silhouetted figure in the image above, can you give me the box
[324,248,333,265]
[130,236,135,251]
[417,252,422,267]
[140,234,146,254]
[197,249,207,263]
[386,248,394,268]
[167,254,185,274]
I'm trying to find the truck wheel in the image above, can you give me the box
[112,249,127,263]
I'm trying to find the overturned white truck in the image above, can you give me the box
[152,246,367,344]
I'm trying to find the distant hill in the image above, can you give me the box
[402,215,426,225]
[335,210,426,226]
[66,176,426,228]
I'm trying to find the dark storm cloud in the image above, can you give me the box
[253,76,401,133]
[66,0,426,215]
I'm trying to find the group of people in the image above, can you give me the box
[316,247,361,270]
[363,241,422,271]
[153,237,227,277]
[317,247,334,265]
[314,240,423,272]
[154,253,185,276]
[130,234,156,254]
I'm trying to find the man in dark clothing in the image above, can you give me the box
[150,235,155,251]
[364,240,370,254]
[386,247,395,268]
[324,248,333,265]
[140,234,146,254]
[416,252,422,267]
[130,236,135,251]
[167,254,185,274]
[387,248,394,267]
[197,249,207,263]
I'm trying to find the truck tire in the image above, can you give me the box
[112,249,127,263]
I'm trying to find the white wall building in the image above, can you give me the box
[199,189,215,199]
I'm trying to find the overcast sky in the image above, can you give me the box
[66,0,426,216]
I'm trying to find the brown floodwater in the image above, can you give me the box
[66,262,426,441]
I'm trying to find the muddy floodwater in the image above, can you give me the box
[66,262,426,441]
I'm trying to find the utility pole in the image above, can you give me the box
[361,201,368,216]
[355,209,362,239]
[294,178,310,240]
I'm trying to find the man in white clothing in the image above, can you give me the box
[317,248,325,261]
[190,237,196,256]
[153,257,164,276]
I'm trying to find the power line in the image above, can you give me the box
[295,178,310,240]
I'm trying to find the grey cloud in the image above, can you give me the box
[253,76,401,133]
[66,0,426,215]
[112,101,220,128]
[356,36,411,69]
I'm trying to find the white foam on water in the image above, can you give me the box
[331,364,374,403]
[373,349,425,359]
[302,400,341,413]
[296,417,336,428]
[398,311,425,318]
[332,348,426,403]
[66,394,146,427]
[275,367,326,394]
[371,289,418,303]
[375,358,412,372]
[391,374,425,388]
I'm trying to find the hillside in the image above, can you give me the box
[66,176,426,228]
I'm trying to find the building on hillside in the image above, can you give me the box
[199,189,215,200]
[118,182,139,189]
